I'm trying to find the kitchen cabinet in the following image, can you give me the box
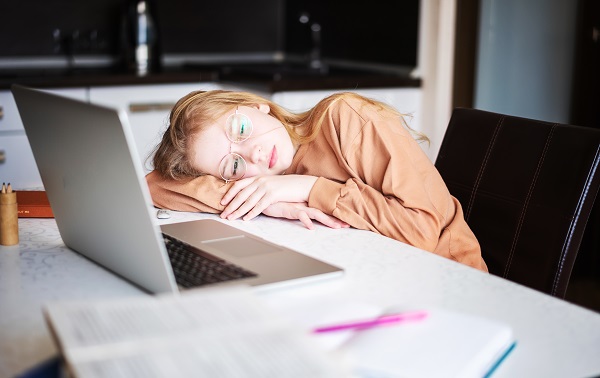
[271,87,428,156]
[271,87,423,132]
[0,88,88,189]
[88,83,220,173]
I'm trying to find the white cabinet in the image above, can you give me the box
[89,83,220,173]
[0,88,88,189]
[272,87,428,156]
[272,87,423,132]
[0,134,40,189]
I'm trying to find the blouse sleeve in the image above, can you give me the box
[307,100,453,253]
[145,170,230,213]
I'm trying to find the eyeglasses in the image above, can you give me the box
[218,108,254,182]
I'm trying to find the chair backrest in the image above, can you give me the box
[435,108,600,298]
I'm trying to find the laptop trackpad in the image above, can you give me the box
[203,236,282,259]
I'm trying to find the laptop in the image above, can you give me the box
[12,84,342,294]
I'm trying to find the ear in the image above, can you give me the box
[257,103,271,114]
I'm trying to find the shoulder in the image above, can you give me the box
[325,94,395,124]
[322,94,406,138]
[319,97,367,138]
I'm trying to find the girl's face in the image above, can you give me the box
[188,104,296,181]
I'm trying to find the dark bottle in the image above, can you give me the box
[121,0,161,75]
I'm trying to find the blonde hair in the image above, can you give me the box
[152,90,428,180]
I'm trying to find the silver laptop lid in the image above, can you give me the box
[13,85,178,294]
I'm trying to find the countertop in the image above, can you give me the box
[2,212,600,378]
[0,62,421,92]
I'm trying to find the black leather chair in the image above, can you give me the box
[435,108,600,298]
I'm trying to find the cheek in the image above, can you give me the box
[244,166,262,178]
[278,131,296,164]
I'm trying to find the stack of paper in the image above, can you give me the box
[43,287,349,378]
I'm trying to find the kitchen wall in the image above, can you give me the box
[0,0,282,66]
[284,0,420,68]
[0,0,420,70]
[0,0,123,58]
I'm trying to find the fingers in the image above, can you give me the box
[220,176,317,221]
[220,178,254,207]
[221,197,350,232]
[221,183,273,221]
[297,211,315,230]
[223,193,266,220]
[221,183,257,219]
[290,206,348,230]
[241,196,271,221]
[311,211,349,229]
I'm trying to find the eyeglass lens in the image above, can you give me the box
[219,153,247,182]
[226,112,253,142]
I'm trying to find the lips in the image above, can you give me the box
[268,146,278,169]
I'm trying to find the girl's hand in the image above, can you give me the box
[220,175,318,221]
[262,202,350,230]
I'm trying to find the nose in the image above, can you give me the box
[247,144,263,164]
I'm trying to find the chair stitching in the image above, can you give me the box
[552,143,600,295]
[465,116,505,220]
[504,124,556,277]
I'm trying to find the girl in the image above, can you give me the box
[146,90,487,271]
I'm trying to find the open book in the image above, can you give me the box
[43,286,349,378]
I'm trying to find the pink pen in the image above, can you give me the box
[312,310,428,334]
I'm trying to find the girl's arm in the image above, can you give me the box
[146,171,349,229]
[309,173,445,252]
[145,171,230,213]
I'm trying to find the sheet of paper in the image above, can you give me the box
[70,328,339,378]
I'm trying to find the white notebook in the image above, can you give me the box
[268,299,515,378]
[336,308,515,378]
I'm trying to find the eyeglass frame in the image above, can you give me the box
[217,106,288,183]
[219,107,254,183]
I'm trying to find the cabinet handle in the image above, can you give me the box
[129,103,175,113]
[0,150,5,164]
[0,106,3,120]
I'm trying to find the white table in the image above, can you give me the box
[2,211,600,378]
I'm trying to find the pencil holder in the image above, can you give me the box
[0,188,18,246]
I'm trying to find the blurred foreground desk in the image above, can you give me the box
[2,211,600,377]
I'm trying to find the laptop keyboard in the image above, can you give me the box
[163,234,258,288]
